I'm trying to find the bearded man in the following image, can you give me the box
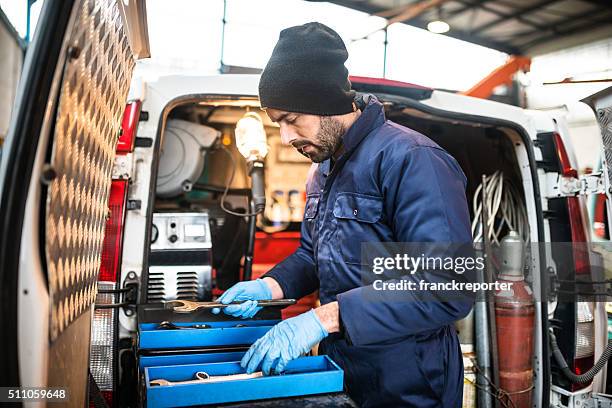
[213,22,473,407]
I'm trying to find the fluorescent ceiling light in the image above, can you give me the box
[427,20,450,34]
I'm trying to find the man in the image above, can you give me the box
[212,22,472,407]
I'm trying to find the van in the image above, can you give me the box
[1,1,611,407]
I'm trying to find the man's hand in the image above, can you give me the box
[211,278,276,318]
[240,309,329,375]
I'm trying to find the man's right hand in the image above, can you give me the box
[211,278,273,318]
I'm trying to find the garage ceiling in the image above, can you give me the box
[314,0,612,55]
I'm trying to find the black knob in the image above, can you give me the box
[169,234,178,243]
[151,225,159,244]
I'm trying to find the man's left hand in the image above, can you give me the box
[241,309,329,375]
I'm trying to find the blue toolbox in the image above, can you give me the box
[138,319,278,349]
[137,305,346,407]
[144,356,344,408]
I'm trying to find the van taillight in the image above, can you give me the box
[553,132,589,275]
[573,302,596,391]
[553,132,595,390]
[91,174,129,406]
[593,194,608,239]
[553,132,577,178]
[99,179,128,281]
[117,100,141,154]
[576,302,596,358]
[90,284,118,407]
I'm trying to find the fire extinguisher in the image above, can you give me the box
[495,231,534,407]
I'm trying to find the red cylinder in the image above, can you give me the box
[495,278,535,408]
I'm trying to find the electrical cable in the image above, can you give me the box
[191,182,251,197]
[472,170,529,244]
[469,358,518,408]
[549,329,612,384]
[256,193,292,233]
[218,145,263,218]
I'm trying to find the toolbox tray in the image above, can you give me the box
[144,355,344,407]
[140,351,246,370]
[138,320,278,350]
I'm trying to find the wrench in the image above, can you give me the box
[156,321,212,330]
[150,371,263,386]
[165,299,296,314]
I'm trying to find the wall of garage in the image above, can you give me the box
[0,10,23,146]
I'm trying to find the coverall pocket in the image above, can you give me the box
[304,194,320,219]
[303,194,320,242]
[332,192,383,265]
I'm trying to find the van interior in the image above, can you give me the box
[93,92,591,407]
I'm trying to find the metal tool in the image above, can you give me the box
[150,371,264,386]
[156,321,212,330]
[165,299,297,314]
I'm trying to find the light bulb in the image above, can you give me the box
[427,20,450,34]
[235,112,268,162]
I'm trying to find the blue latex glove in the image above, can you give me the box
[211,279,272,318]
[241,309,328,375]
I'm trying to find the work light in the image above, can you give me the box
[235,112,268,213]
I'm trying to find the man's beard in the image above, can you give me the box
[297,117,346,163]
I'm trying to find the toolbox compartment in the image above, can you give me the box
[144,355,344,407]
[137,306,346,406]
[138,320,278,349]
[139,351,246,370]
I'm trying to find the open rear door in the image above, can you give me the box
[583,87,612,232]
[0,0,147,406]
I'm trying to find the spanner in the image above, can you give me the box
[165,299,296,313]
[150,371,263,386]
[156,321,212,330]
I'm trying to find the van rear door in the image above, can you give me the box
[583,87,612,230]
[0,0,147,405]
[527,101,610,398]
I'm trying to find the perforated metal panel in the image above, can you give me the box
[45,0,134,341]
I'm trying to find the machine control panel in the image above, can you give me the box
[151,212,212,250]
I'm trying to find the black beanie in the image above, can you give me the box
[259,22,355,116]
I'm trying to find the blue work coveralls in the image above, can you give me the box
[264,95,473,407]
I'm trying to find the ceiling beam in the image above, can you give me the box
[445,0,492,17]
[580,0,612,11]
[455,0,550,32]
[518,9,612,50]
[386,0,454,26]
[305,0,380,16]
[375,2,429,19]
[311,0,521,54]
[353,0,453,41]
[470,0,559,35]
[504,5,609,41]
[405,17,521,54]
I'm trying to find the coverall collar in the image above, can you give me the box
[321,95,385,176]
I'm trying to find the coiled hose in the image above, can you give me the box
[549,329,612,383]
